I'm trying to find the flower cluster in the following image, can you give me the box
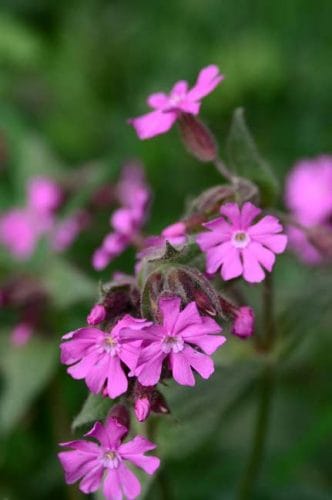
[0,175,90,260]
[58,65,292,499]
[92,163,150,270]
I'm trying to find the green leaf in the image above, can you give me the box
[42,256,96,309]
[0,338,58,434]
[226,107,279,206]
[156,362,260,459]
[72,393,113,431]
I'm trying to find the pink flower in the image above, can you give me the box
[60,315,151,398]
[11,322,33,346]
[27,176,62,214]
[285,156,332,264]
[130,296,226,387]
[129,65,223,139]
[51,210,90,252]
[92,164,150,271]
[0,209,47,260]
[58,415,160,499]
[285,156,332,225]
[232,306,255,338]
[196,202,288,283]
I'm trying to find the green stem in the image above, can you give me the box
[237,364,274,500]
[237,273,277,499]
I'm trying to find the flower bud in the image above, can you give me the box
[307,225,332,261]
[87,304,107,326]
[109,404,130,432]
[178,113,218,162]
[11,322,33,346]
[134,397,151,422]
[232,306,255,338]
[150,391,170,415]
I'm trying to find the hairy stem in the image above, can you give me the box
[213,157,235,182]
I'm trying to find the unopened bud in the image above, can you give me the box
[87,304,107,325]
[134,397,151,422]
[232,306,255,338]
[109,404,130,432]
[307,225,332,260]
[178,113,218,162]
[150,391,170,415]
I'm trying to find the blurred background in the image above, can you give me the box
[0,1,331,499]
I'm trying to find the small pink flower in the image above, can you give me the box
[58,415,160,499]
[27,176,62,214]
[60,315,151,398]
[129,65,223,139]
[232,306,255,338]
[92,164,150,271]
[11,322,33,346]
[87,304,107,326]
[285,156,332,264]
[285,156,332,225]
[51,210,90,252]
[196,202,288,283]
[129,296,226,387]
[0,209,43,260]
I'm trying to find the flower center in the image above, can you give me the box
[169,93,183,107]
[231,230,250,249]
[161,335,184,354]
[103,450,120,469]
[104,335,120,356]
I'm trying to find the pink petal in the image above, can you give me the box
[220,246,243,280]
[123,454,160,475]
[203,217,232,234]
[58,451,99,484]
[249,241,275,272]
[184,333,226,354]
[67,351,100,380]
[118,342,141,371]
[159,296,181,332]
[171,80,189,95]
[196,228,229,251]
[86,419,126,449]
[59,440,100,454]
[220,203,241,227]
[103,470,122,500]
[136,351,165,386]
[242,246,265,283]
[178,315,221,339]
[205,241,234,274]
[118,463,141,499]
[253,233,288,253]
[178,100,200,115]
[248,215,283,235]
[188,65,223,101]
[119,436,156,455]
[129,110,177,140]
[147,92,169,110]
[170,352,195,386]
[79,463,104,493]
[173,301,202,335]
[183,346,215,379]
[111,208,136,235]
[106,356,128,399]
[85,354,109,394]
[240,202,261,228]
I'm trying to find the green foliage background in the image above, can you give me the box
[0,1,331,499]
